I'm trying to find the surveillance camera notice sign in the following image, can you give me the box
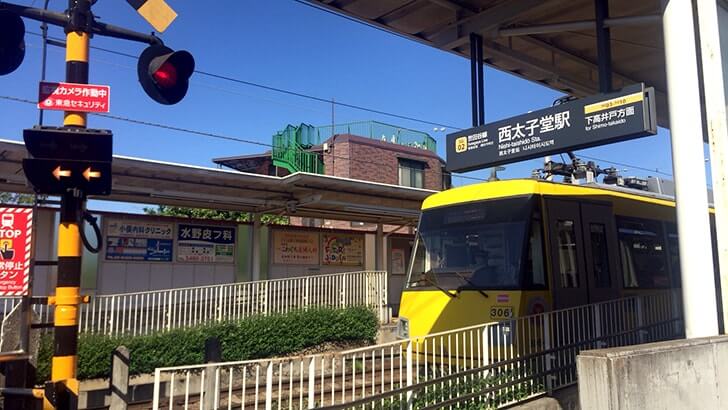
[37,81,111,113]
[0,207,33,296]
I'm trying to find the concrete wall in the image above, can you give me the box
[97,215,236,294]
[26,207,409,300]
[31,208,99,296]
[577,335,728,410]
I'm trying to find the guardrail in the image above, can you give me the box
[150,292,681,409]
[316,121,437,152]
[0,270,388,339]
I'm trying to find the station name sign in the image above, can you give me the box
[446,83,657,172]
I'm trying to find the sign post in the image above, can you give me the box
[446,84,658,172]
[0,0,189,406]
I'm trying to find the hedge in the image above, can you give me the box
[37,306,378,382]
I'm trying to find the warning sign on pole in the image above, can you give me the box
[0,207,33,296]
[37,81,111,113]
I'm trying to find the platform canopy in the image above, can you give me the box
[0,139,432,224]
[309,0,669,125]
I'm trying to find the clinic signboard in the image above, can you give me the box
[446,83,658,172]
[177,224,235,263]
[105,219,174,262]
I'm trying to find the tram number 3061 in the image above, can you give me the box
[489,306,514,320]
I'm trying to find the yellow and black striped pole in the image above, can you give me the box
[48,1,92,408]
[50,194,82,409]
[62,27,89,128]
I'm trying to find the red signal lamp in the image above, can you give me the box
[137,44,194,105]
[153,61,178,88]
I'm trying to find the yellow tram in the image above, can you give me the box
[397,178,716,340]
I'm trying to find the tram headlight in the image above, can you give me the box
[397,317,410,339]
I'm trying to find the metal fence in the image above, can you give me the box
[0,270,388,339]
[315,121,437,152]
[150,292,681,410]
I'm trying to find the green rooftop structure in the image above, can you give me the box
[271,121,437,174]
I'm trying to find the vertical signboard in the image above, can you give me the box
[105,219,174,261]
[0,207,33,295]
[272,230,319,265]
[322,233,364,266]
[391,248,406,274]
[177,224,235,263]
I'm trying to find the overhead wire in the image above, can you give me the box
[24,40,331,114]
[290,0,674,179]
[0,93,673,183]
[578,154,672,177]
[0,94,487,181]
[24,31,461,130]
[13,23,670,183]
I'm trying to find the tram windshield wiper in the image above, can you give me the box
[418,271,456,299]
[449,271,490,299]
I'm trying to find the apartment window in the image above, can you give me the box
[442,168,452,190]
[399,158,425,188]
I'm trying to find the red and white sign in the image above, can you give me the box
[37,81,110,113]
[0,207,33,296]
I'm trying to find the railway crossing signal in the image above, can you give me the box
[0,0,194,407]
[138,45,195,105]
[22,127,113,195]
[0,9,25,75]
[0,4,194,106]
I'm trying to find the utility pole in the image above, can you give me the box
[0,0,193,407]
[47,2,92,406]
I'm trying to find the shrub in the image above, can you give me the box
[36,306,378,382]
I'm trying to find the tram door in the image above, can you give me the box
[547,199,621,309]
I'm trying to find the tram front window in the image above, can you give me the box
[406,197,536,290]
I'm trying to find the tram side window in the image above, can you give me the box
[556,220,579,288]
[523,217,546,288]
[666,224,681,288]
[617,217,670,288]
[589,224,612,288]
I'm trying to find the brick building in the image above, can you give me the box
[322,134,446,191]
[213,121,448,313]
[213,121,448,191]
[213,121,449,230]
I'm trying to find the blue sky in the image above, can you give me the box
[0,0,700,213]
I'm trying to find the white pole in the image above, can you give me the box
[663,0,719,337]
[375,223,384,271]
[696,0,728,333]
[252,213,261,281]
